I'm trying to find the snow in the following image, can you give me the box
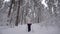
[0,23,60,34]
[41,0,48,8]
[4,0,10,2]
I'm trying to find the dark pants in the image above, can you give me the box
[27,24,31,32]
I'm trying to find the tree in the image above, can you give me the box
[15,0,20,26]
[8,0,15,17]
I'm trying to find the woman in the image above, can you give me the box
[26,16,32,32]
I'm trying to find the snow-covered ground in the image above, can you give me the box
[0,23,60,34]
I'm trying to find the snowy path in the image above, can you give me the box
[0,23,60,34]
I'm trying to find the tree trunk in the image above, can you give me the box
[15,0,20,26]
[8,0,14,17]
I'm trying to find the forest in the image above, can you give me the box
[0,0,60,27]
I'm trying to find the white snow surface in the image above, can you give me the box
[0,23,60,34]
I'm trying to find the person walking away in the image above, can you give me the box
[26,16,32,32]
